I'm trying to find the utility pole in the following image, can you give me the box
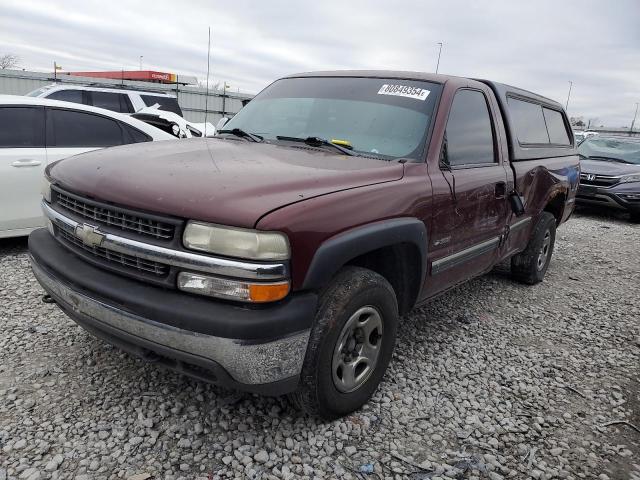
[139,56,143,70]
[53,61,61,81]
[222,82,228,118]
[436,42,443,74]
[565,81,572,111]
[630,102,639,136]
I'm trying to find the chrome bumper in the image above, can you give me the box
[30,257,309,385]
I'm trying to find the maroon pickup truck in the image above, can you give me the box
[30,71,579,419]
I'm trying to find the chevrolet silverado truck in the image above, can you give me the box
[29,71,579,419]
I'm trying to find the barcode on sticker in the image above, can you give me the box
[377,84,430,101]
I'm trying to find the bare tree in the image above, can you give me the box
[569,116,585,127]
[0,53,20,69]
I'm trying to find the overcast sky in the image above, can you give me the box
[1,0,638,126]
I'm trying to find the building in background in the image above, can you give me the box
[64,70,198,85]
[0,69,252,123]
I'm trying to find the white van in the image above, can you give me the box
[28,84,215,137]
[27,84,183,117]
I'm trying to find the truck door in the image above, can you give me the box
[424,88,510,297]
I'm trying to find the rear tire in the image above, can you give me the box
[511,212,557,285]
[289,266,398,420]
[629,212,640,224]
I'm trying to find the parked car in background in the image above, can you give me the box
[0,95,174,238]
[27,84,183,116]
[28,84,214,138]
[573,130,586,144]
[577,135,640,222]
[30,71,578,418]
[132,105,215,138]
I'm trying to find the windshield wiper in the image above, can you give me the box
[218,128,263,143]
[276,136,357,156]
[585,155,633,164]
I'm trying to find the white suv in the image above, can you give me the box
[27,84,183,117]
[0,95,174,238]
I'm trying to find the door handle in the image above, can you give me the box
[11,159,42,167]
[494,181,506,199]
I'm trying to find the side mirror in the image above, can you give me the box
[509,192,525,216]
[216,117,229,130]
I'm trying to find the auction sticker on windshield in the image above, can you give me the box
[377,84,430,101]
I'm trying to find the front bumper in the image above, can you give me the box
[29,228,317,395]
[576,183,640,213]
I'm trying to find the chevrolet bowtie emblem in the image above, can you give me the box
[75,224,105,248]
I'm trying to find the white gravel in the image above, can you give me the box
[1,210,639,480]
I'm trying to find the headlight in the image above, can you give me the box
[41,176,52,202]
[620,174,640,184]
[183,221,290,260]
[177,272,289,303]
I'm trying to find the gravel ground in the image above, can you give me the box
[1,208,639,480]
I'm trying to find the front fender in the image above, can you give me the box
[301,217,428,291]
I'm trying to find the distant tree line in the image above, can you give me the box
[0,53,20,69]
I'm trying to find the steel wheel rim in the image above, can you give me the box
[332,306,383,393]
[537,230,551,270]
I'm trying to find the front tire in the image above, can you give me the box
[290,267,398,419]
[511,212,557,285]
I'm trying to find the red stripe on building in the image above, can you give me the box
[65,70,178,84]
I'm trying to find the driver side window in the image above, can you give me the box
[444,89,496,167]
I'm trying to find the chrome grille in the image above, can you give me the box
[579,173,620,187]
[55,191,175,240]
[57,227,169,276]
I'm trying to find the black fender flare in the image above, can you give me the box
[301,217,428,291]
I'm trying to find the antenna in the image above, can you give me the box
[204,26,211,136]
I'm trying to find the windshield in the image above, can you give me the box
[222,77,441,160]
[578,137,640,164]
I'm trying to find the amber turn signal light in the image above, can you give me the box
[177,272,290,303]
[249,282,290,303]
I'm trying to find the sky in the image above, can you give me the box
[1,0,639,127]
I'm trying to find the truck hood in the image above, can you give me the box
[49,138,404,227]
[580,159,640,176]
